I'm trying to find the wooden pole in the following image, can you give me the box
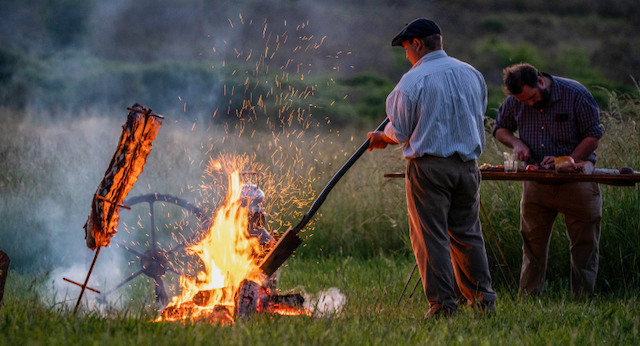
[63,278,101,294]
[73,247,101,315]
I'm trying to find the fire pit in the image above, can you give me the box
[154,169,309,324]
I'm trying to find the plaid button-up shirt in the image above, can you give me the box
[493,74,602,164]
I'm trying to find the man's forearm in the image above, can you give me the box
[570,137,600,161]
[494,128,532,162]
[494,128,522,148]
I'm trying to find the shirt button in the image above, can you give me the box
[541,126,545,130]
[541,144,545,147]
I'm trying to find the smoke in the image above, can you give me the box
[0,0,362,313]
[0,110,214,309]
[1,0,404,118]
[42,258,126,312]
[304,287,347,317]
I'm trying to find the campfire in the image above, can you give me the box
[155,168,309,324]
[71,106,329,321]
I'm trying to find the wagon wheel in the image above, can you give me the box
[99,193,210,307]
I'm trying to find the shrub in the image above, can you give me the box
[0,47,44,109]
[481,17,506,33]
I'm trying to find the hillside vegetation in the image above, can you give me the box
[1,0,639,120]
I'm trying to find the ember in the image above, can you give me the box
[156,166,309,323]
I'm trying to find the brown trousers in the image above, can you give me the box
[520,181,602,297]
[406,155,496,312]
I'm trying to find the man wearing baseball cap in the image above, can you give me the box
[368,18,497,319]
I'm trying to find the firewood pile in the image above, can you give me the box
[157,279,307,323]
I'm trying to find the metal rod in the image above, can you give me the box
[101,268,145,298]
[408,276,422,299]
[292,117,390,235]
[397,263,418,305]
[166,266,183,275]
[149,201,156,251]
[479,199,516,300]
[259,117,390,276]
[63,277,101,294]
[123,246,147,259]
[94,194,131,210]
[73,246,101,315]
[479,199,517,286]
[127,107,165,119]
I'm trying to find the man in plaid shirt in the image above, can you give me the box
[493,63,603,298]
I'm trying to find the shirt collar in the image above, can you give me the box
[412,50,447,69]
[542,72,561,105]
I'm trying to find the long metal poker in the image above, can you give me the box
[260,118,390,276]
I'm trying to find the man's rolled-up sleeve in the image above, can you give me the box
[492,97,518,137]
[575,93,603,139]
[384,89,414,144]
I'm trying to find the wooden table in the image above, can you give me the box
[384,168,640,186]
[387,168,640,297]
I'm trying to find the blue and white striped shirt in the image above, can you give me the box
[383,50,487,161]
[493,74,602,164]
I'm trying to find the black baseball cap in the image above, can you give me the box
[391,18,441,46]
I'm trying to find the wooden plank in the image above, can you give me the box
[384,171,640,186]
[481,171,640,186]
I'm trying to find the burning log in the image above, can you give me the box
[192,288,235,307]
[234,279,267,319]
[234,280,308,318]
[158,279,308,323]
[83,104,163,250]
[154,169,309,324]
[160,301,235,326]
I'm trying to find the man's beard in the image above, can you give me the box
[532,87,551,109]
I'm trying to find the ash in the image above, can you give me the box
[304,287,346,317]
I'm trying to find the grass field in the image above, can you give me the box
[1,84,639,344]
[1,257,639,345]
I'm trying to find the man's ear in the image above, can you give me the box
[537,75,545,88]
[413,38,421,50]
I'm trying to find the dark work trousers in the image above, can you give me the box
[520,181,602,297]
[406,155,496,312]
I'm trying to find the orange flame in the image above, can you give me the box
[156,170,265,322]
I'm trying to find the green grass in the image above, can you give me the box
[0,78,639,345]
[1,88,639,292]
[2,258,639,345]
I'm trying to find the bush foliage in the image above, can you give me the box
[1,0,639,121]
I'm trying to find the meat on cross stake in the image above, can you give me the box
[84,104,163,249]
